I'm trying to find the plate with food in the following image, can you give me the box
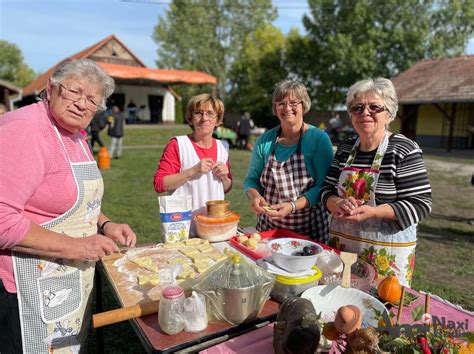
[301,284,388,327]
[229,229,329,260]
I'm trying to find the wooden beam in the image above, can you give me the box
[447,103,457,152]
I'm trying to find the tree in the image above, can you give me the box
[286,0,474,110]
[0,40,36,87]
[152,0,277,97]
[228,24,289,127]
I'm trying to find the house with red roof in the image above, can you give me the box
[0,80,22,111]
[391,55,474,151]
[20,35,217,124]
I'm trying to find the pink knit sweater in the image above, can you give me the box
[0,101,94,293]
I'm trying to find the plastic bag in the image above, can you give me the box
[183,291,208,332]
[192,250,274,325]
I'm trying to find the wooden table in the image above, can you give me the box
[95,242,280,353]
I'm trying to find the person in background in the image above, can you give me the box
[89,111,106,152]
[126,99,137,124]
[328,112,343,143]
[0,103,7,116]
[108,105,126,159]
[0,59,136,353]
[154,94,232,233]
[320,78,432,286]
[244,80,333,242]
[236,111,254,149]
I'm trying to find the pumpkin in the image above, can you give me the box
[377,275,402,303]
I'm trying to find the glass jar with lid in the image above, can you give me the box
[158,285,185,335]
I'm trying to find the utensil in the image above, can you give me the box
[396,286,406,324]
[256,257,316,277]
[340,252,357,288]
[92,300,159,328]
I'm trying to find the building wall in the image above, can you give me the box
[115,84,175,123]
[412,103,473,149]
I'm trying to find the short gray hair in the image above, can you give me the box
[346,78,398,123]
[272,80,311,116]
[48,59,115,111]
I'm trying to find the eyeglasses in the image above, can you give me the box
[192,110,217,120]
[276,100,302,110]
[58,83,102,112]
[349,104,386,115]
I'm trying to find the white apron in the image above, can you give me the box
[329,132,417,287]
[12,126,103,353]
[173,135,227,234]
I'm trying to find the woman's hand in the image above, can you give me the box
[212,161,228,180]
[102,222,137,247]
[71,235,119,261]
[249,194,268,215]
[265,202,293,220]
[333,197,363,216]
[334,204,376,222]
[193,158,215,176]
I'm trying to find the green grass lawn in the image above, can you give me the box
[90,124,473,353]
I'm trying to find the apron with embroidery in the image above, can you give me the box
[256,126,329,242]
[329,132,417,287]
[12,126,103,354]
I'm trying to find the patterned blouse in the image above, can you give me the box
[320,133,432,230]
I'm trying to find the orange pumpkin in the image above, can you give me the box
[377,275,402,303]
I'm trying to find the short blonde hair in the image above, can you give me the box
[272,80,311,116]
[185,94,224,126]
[346,78,398,123]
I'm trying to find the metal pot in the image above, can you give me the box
[216,284,261,323]
[212,259,263,323]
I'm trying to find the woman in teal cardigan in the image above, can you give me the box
[244,80,333,242]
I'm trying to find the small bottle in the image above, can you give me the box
[158,285,185,335]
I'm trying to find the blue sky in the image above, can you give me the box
[1,0,473,73]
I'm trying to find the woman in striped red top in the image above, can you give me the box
[321,78,432,287]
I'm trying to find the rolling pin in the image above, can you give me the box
[92,300,160,328]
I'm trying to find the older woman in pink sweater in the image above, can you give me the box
[0,59,136,353]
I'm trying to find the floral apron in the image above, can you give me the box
[329,132,417,287]
[256,126,329,242]
[12,126,103,353]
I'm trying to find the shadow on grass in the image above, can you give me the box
[429,213,474,225]
[418,224,474,240]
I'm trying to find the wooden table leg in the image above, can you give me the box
[95,266,104,352]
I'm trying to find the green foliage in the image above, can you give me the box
[285,0,474,110]
[227,23,288,128]
[152,0,277,97]
[0,40,36,87]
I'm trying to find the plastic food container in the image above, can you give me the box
[270,266,322,303]
[158,285,185,335]
[194,212,240,242]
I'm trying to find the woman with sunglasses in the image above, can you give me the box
[321,78,432,286]
[244,80,334,242]
[154,94,232,234]
[0,59,136,353]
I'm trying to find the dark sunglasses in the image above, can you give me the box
[350,104,386,115]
